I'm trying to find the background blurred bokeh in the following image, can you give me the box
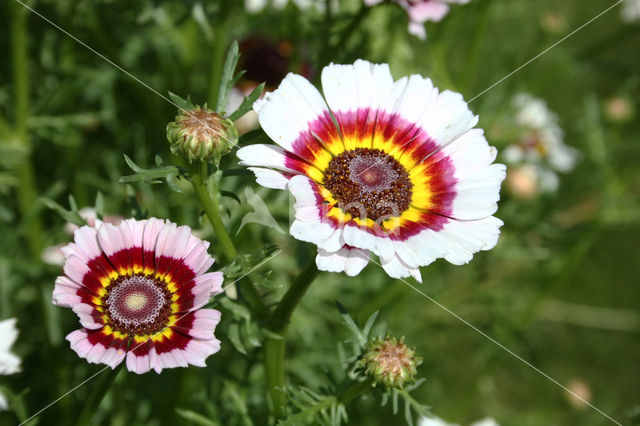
[1,0,639,425]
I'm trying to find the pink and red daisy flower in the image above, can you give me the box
[238,60,505,282]
[53,218,223,374]
[365,0,470,39]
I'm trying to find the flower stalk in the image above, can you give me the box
[75,363,124,426]
[190,161,237,261]
[264,258,319,418]
[10,1,43,259]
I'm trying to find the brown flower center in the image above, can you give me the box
[103,274,172,336]
[323,148,413,221]
[372,340,413,379]
[178,109,226,142]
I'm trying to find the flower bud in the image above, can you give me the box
[358,336,421,388]
[167,106,238,163]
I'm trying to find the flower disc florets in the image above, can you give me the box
[359,336,421,388]
[167,106,238,163]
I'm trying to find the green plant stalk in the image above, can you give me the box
[208,1,233,106]
[338,378,374,405]
[190,162,237,260]
[264,259,319,418]
[189,162,267,317]
[10,1,43,259]
[75,364,123,426]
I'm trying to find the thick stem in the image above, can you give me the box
[10,1,43,259]
[264,258,320,418]
[189,162,267,317]
[263,333,287,418]
[272,259,319,324]
[190,162,237,261]
[75,364,123,426]
[338,378,374,405]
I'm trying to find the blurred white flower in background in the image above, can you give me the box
[245,0,334,13]
[0,318,21,412]
[503,93,579,195]
[365,0,471,39]
[41,208,123,266]
[621,0,640,22]
[419,416,500,426]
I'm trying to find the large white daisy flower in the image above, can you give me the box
[238,60,505,282]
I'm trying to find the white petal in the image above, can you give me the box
[380,254,422,283]
[247,167,290,190]
[253,73,329,154]
[316,246,370,276]
[321,59,395,114]
[438,216,504,265]
[288,175,324,223]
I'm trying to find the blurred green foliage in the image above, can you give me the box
[1,0,639,425]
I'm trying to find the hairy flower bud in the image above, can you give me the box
[358,336,421,388]
[167,106,238,163]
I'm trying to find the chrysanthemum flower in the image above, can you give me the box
[53,218,223,374]
[365,0,470,39]
[238,60,505,282]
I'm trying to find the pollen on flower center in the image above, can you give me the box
[104,275,171,336]
[178,109,226,142]
[323,148,413,221]
[124,293,148,311]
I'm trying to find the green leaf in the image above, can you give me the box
[216,41,240,113]
[227,82,265,121]
[41,198,84,226]
[175,408,219,426]
[238,128,268,146]
[219,298,251,321]
[227,322,247,355]
[94,191,104,219]
[222,168,254,177]
[168,91,195,112]
[119,154,182,191]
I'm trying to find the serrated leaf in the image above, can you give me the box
[120,154,182,189]
[219,298,252,321]
[168,91,195,112]
[41,198,84,226]
[227,322,247,355]
[361,311,379,341]
[228,82,265,121]
[94,192,104,219]
[216,41,240,113]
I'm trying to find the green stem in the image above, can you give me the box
[208,1,232,106]
[10,1,43,259]
[75,364,123,426]
[190,162,237,261]
[189,162,267,316]
[338,378,374,405]
[272,259,320,324]
[264,333,287,418]
[264,259,320,418]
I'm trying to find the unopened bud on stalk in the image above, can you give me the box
[167,106,238,163]
[358,336,421,388]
